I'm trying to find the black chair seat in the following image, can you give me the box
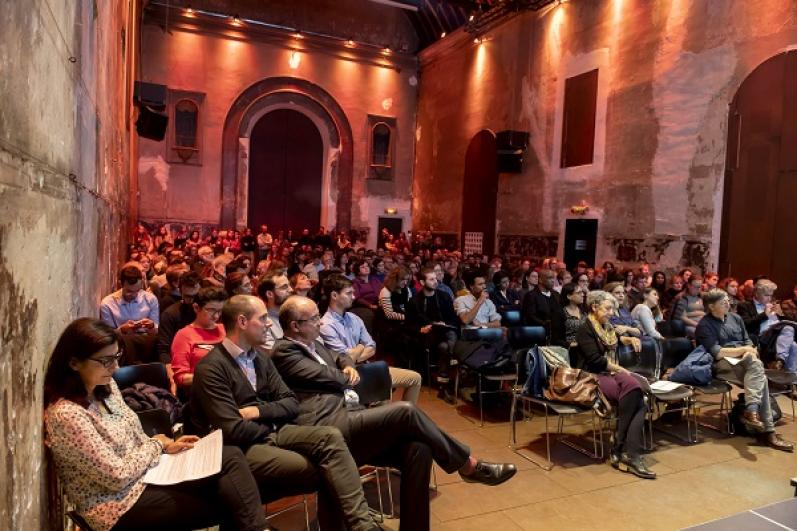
[652,386,693,402]
[353,361,391,406]
[136,408,173,437]
[694,379,732,394]
[461,327,504,343]
[499,309,522,327]
[508,326,546,350]
[765,370,797,387]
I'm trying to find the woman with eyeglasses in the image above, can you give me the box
[44,318,269,531]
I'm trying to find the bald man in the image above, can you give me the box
[190,295,379,531]
[272,295,517,531]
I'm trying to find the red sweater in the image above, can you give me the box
[171,324,225,385]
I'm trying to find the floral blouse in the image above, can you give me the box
[45,380,161,531]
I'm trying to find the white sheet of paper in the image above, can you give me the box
[650,380,685,392]
[143,429,223,485]
[724,357,743,366]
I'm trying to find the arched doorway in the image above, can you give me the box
[461,130,498,256]
[248,109,323,234]
[720,51,797,296]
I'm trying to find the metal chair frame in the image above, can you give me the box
[264,494,312,530]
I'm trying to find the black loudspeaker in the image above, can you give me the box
[136,106,168,141]
[134,81,167,110]
[496,130,529,173]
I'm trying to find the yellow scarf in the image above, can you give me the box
[588,314,618,349]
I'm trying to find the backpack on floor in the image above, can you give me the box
[454,339,514,374]
[729,392,783,436]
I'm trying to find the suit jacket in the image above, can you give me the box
[521,288,561,332]
[270,338,354,433]
[736,300,772,342]
[190,343,300,449]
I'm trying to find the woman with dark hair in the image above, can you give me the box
[678,268,693,285]
[371,258,387,283]
[651,271,667,295]
[718,277,741,312]
[662,275,685,314]
[44,318,268,531]
[224,271,252,296]
[377,265,414,365]
[351,260,382,310]
[572,292,655,479]
[621,269,635,293]
[551,283,586,348]
[630,287,665,340]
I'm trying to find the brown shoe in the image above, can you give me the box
[760,432,794,452]
[742,410,766,432]
[768,360,785,371]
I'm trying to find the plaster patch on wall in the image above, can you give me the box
[499,234,558,260]
[651,2,736,235]
[138,155,171,192]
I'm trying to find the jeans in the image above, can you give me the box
[775,326,797,372]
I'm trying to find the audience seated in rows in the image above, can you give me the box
[270,295,517,530]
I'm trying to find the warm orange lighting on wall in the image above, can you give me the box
[294,32,303,39]
[231,14,241,26]
[385,207,398,215]
[345,39,356,48]
[382,47,391,55]
[186,6,194,15]
[289,51,301,69]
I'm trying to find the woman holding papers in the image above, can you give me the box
[571,291,657,480]
[44,318,269,531]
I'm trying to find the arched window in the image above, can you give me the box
[371,123,392,166]
[174,99,198,162]
[167,90,204,165]
[367,115,396,180]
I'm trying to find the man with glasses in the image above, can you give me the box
[695,289,793,451]
[190,295,380,531]
[272,295,517,531]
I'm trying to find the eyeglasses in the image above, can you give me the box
[88,351,123,369]
[297,314,321,324]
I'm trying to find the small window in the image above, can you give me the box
[561,69,598,168]
[174,99,198,162]
[166,90,205,165]
[367,115,397,180]
[371,123,392,166]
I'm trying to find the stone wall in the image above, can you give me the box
[0,0,139,527]
[413,0,797,272]
[138,4,419,248]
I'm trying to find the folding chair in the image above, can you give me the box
[455,327,514,425]
[113,362,171,391]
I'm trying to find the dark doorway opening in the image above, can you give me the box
[720,51,797,297]
[248,109,323,234]
[461,130,499,256]
[377,217,403,249]
[563,219,598,269]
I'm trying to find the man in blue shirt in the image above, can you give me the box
[100,263,159,335]
[319,274,421,404]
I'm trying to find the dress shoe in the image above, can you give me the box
[742,410,766,432]
[437,387,457,405]
[759,432,794,452]
[608,449,622,469]
[768,360,785,371]
[459,460,517,486]
[617,455,656,480]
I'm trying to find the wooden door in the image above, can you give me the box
[721,51,797,296]
[248,109,323,234]
[461,130,498,256]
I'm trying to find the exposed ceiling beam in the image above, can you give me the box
[366,0,420,11]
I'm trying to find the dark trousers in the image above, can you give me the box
[112,446,267,531]
[420,329,458,384]
[344,402,471,531]
[614,389,646,458]
[246,424,374,531]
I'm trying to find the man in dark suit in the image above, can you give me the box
[521,268,561,339]
[271,296,517,531]
[190,295,379,531]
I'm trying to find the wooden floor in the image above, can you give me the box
[268,388,797,531]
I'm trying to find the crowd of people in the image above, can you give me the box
[43,221,797,529]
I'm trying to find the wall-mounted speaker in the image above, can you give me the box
[136,106,168,141]
[496,130,529,173]
[134,81,167,110]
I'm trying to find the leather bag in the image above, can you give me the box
[544,367,601,408]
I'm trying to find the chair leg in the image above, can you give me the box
[302,495,310,531]
[453,369,460,407]
[385,468,395,519]
[478,374,484,427]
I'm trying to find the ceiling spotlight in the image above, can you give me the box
[469,14,475,21]
[185,6,194,14]
[440,31,446,38]
[294,32,303,39]
[382,47,391,55]
[473,36,481,44]
[231,14,241,25]
[345,39,356,48]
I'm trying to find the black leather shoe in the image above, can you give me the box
[609,449,622,469]
[617,455,656,480]
[459,460,517,486]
